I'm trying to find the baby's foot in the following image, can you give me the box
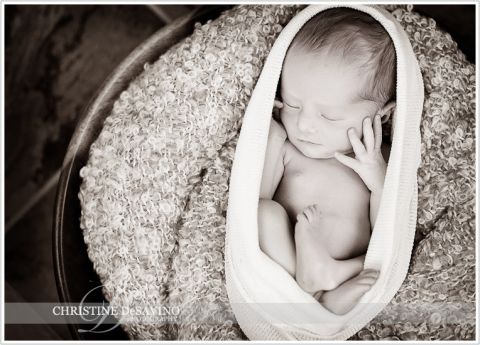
[296,204,323,228]
[318,269,379,315]
[294,205,338,292]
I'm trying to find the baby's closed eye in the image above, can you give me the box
[282,98,344,122]
[320,113,342,122]
[284,101,301,110]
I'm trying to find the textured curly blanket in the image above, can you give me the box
[78,4,475,340]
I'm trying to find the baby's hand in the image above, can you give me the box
[273,99,283,119]
[334,115,386,194]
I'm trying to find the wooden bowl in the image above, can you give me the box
[52,6,232,340]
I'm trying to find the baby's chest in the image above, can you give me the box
[274,149,370,218]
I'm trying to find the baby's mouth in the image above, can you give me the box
[298,138,322,146]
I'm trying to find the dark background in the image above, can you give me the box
[4,4,476,340]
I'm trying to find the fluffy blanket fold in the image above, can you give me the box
[78,4,475,340]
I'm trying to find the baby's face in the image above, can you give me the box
[280,48,379,159]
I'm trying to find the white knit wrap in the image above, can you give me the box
[225,4,424,340]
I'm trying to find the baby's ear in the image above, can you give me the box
[378,101,396,124]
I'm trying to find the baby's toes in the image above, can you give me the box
[296,211,308,224]
[358,269,379,278]
[355,282,374,295]
[303,206,314,221]
[296,206,312,223]
[359,274,379,286]
[366,270,380,280]
[354,269,378,283]
[303,204,322,223]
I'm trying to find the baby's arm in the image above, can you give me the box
[334,115,387,228]
[258,108,295,275]
[369,189,382,230]
[259,113,287,200]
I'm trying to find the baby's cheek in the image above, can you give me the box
[346,122,364,137]
[280,110,294,125]
[280,108,295,117]
[338,127,356,150]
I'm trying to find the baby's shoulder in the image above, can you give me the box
[282,139,298,165]
[267,119,289,161]
[268,119,287,141]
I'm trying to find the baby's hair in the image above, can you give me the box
[289,7,396,107]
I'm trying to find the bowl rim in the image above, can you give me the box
[52,5,233,340]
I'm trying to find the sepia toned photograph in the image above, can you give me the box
[3,2,477,341]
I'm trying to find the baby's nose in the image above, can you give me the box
[297,113,318,133]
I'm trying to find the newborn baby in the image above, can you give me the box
[258,8,396,315]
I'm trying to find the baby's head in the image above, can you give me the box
[279,7,396,159]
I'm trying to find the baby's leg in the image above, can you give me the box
[319,269,379,315]
[294,205,365,293]
[258,199,296,277]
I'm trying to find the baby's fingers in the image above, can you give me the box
[348,128,366,157]
[374,115,383,151]
[334,152,360,171]
[362,117,374,152]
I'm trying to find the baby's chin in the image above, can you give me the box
[302,151,335,159]
[296,142,352,160]
[296,143,335,159]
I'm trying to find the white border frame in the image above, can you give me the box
[1,1,478,344]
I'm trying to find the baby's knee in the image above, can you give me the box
[258,199,289,225]
[258,199,291,245]
[258,199,296,276]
